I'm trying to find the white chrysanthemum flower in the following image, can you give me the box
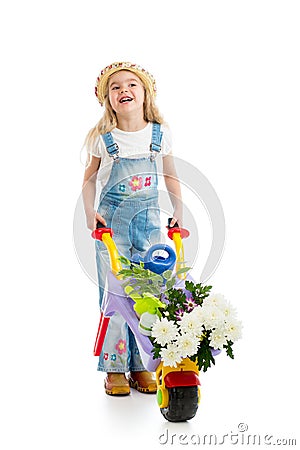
[201,303,225,330]
[224,318,243,342]
[217,300,237,319]
[179,310,204,337]
[160,343,183,368]
[190,305,206,324]
[151,317,179,346]
[203,293,227,310]
[209,328,227,349]
[176,333,200,358]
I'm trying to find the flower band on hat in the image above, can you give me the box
[95,62,157,106]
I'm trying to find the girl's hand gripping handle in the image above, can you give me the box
[91,223,122,277]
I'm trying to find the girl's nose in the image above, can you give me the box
[120,86,128,93]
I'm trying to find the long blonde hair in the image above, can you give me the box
[84,73,165,160]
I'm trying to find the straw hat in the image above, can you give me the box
[95,62,157,106]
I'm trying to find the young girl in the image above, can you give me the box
[82,62,182,396]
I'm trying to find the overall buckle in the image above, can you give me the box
[150,143,161,161]
[112,153,120,163]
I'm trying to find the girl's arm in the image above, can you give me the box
[82,156,107,230]
[163,152,183,227]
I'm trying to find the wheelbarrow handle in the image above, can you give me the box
[91,223,122,277]
[167,217,179,228]
[166,218,190,279]
[96,221,106,229]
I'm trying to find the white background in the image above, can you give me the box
[1,1,299,449]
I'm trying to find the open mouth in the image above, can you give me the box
[119,97,133,103]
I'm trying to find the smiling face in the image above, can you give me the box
[108,70,145,117]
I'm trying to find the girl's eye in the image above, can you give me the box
[111,86,119,90]
[129,83,136,87]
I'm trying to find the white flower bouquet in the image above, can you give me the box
[151,283,242,371]
[119,259,242,372]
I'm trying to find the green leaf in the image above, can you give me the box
[175,266,191,275]
[194,336,216,372]
[118,256,131,266]
[118,269,135,277]
[184,280,212,306]
[166,278,176,291]
[224,340,234,359]
[124,285,134,295]
[162,270,173,280]
[151,345,161,359]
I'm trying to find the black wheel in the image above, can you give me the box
[160,386,199,422]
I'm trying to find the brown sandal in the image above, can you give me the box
[104,373,130,396]
[128,371,157,394]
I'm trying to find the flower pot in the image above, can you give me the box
[138,312,159,336]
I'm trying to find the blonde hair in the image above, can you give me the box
[84,73,165,163]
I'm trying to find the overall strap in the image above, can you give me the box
[102,123,163,162]
[101,132,120,162]
[150,122,163,161]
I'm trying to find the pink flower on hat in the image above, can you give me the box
[129,175,143,191]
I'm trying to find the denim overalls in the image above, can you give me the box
[96,122,163,372]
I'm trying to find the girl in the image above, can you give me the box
[82,62,182,395]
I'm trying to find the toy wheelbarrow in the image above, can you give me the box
[91,221,218,422]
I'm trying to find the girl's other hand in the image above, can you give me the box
[169,215,182,228]
[86,211,107,230]
[94,212,107,230]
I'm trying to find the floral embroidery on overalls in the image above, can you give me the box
[99,123,162,204]
[144,176,151,187]
[115,339,127,355]
[130,175,143,191]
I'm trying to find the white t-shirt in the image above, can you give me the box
[89,122,172,190]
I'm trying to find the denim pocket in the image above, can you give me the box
[97,201,112,221]
[145,207,161,246]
